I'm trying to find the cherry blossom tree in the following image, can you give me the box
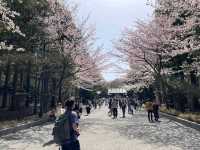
[45,0,106,102]
[76,47,108,87]
[115,17,175,103]
[115,0,200,108]
[0,0,24,50]
[0,0,106,115]
[154,0,200,110]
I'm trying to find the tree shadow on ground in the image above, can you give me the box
[80,112,200,150]
[1,122,54,145]
[114,117,200,150]
[1,111,200,150]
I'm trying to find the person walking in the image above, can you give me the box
[153,102,160,121]
[134,100,138,111]
[48,108,56,121]
[129,99,135,115]
[145,100,153,122]
[86,101,91,116]
[119,98,122,109]
[79,102,83,117]
[112,98,118,119]
[108,98,113,117]
[121,98,127,118]
[73,101,83,119]
[53,100,80,150]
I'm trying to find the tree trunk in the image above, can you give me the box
[154,74,162,105]
[187,71,198,112]
[0,69,2,107]
[10,64,19,111]
[0,69,2,87]
[39,74,43,118]
[33,73,38,114]
[51,78,56,109]
[25,61,31,107]
[57,60,67,104]
[2,61,11,108]
[58,84,63,103]
[19,71,24,89]
[160,76,167,104]
[39,66,49,117]
[36,75,41,116]
[43,69,49,113]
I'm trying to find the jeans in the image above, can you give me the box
[122,106,126,117]
[113,108,118,118]
[61,140,80,150]
[148,110,153,122]
[153,105,159,121]
[153,110,159,121]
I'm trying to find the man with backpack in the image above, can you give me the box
[52,99,80,150]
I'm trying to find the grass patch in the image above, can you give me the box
[160,106,200,124]
[0,115,41,130]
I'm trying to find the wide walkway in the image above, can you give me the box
[0,107,200,150]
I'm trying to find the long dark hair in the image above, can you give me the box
[65,100,74,111]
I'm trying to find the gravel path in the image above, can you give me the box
[0,107,200,150]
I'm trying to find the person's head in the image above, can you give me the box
[58,102,62,107]
[65,100,75,111]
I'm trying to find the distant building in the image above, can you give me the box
[108,88,127,95]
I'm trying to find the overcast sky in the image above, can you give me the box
[66,0,154,81]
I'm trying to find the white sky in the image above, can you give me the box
[66,0,154,81]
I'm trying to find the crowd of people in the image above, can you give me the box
[108,96,138,119]
[107,95,160,122]
[50,95,160,150]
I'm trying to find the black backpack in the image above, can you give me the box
[52,112,72,145]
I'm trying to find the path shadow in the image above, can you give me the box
[1,122,54,145]
[80,110,200,150]
[115,117,200,150]
[43,139,55,147]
